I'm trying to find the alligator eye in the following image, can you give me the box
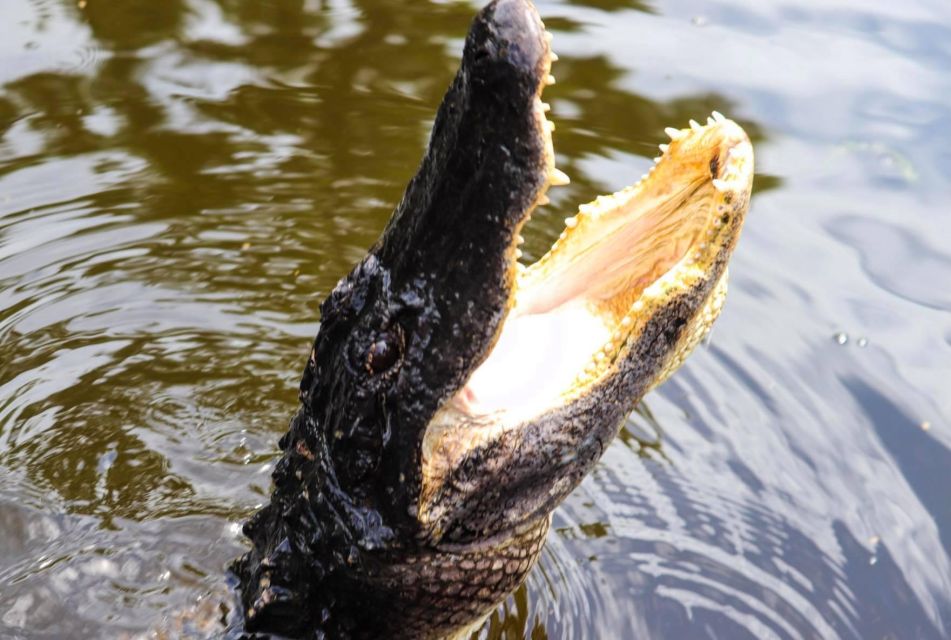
[365,327,403,376]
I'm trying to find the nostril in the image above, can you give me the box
[709,153,720,179]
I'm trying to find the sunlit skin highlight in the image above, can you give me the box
[232,1,754,637]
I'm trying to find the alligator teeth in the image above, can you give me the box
[711,110,726,123]
[546,120,556,132]
[653,156,662,164]
[564,216,578,228]
[546,74,556,85]
[516,234,525,245]
[712,178,728,191]
[550,51,559,61]
[578,203,594,214]
[550,168,571,186]
[538,194,550,205]
[515,248,523,259]
[542,102,551,112]
[545,31,553,43]
[689,119,702,131]
[620,316,632,327]
[658,143,669,153]
[665,127,685,140]
[707,117,716,125]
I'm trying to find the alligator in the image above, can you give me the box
[230,0,754,637]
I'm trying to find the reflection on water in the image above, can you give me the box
[1,0,949,638]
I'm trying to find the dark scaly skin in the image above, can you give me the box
[232,2,553,637]
[230,0,753,637]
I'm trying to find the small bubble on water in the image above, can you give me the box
[869,556,878,566]
[921,421,931,432]
[857,337,868,347]
[834,332,848,345]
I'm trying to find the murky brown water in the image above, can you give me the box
[1,0,950,638]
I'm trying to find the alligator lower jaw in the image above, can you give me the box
[452,113,753,426]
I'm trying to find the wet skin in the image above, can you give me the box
[232,0,753,637]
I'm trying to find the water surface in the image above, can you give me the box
[1,0,949,637]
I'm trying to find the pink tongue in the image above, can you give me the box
[515,186,704,316]
[461,301,611,417]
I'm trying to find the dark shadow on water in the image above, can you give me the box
[842,377,951,558]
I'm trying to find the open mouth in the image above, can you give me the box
[451,34,754,425]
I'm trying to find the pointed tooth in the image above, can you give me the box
[653,156,662,164]
[640,173,648,182]
[538,194,550,205]
[550,51,559,61]
[711,110,726,123]
[516,234,525,245]
[689,119,702,131]
[545,120,555,132]
[564,216,578,229]
[550,168,570,186]
[579,203,594,214]
[712,178,728,191]
[545,31,553,43]
[620,316,632,327]
[665,127,685,140]
[658,143,669,153]
[515,248,523,259]
[542,102,551,112]
[707,117,715,125]
[546,74,556,85]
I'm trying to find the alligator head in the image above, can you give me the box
[232,0,753,637]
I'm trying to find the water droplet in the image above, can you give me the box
[833,332,848,345]
[920,421,931,432]
[857,337,868,347]
[869,556,878,566]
